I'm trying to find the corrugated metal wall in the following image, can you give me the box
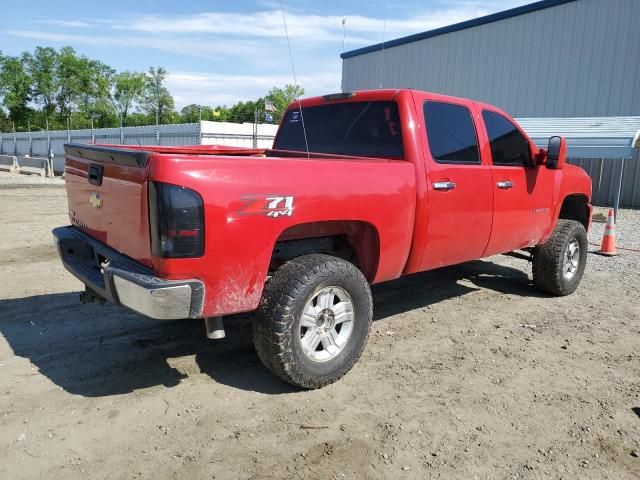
[0,122,277,173]
[342,0,640,118]
[568,152,640,208]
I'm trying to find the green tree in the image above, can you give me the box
[0,46,309,132]
[180,104,217,123]
[211,105,230,122]
[51,47,116,128]
[77,60,115,127]
[0,107,12,132]
[228,98,265,124]
[0,53,33,129]
[181,104,202,123]
[110,71,146,126]
[55,46,81,119]
[142,67,174,124]
[265,84,305,123]
[125,112,153,127]
[24,47,58,117]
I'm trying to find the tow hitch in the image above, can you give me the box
[79,287,106,305]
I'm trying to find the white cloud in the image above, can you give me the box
[108,6,497,46]
[166,71,340,108]
[37,19,95,29]
[8,30,265,61]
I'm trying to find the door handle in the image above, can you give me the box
[496,180,514,190]
[433,181,456,191]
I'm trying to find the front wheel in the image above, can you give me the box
[532,219,587,296]
[253,254,373,389]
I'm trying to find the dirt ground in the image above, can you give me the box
[1,174,639,480]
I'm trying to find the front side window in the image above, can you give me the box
[482,110,532,166]
[423,101,480,164]
[274,101,403,158]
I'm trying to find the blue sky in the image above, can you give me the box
[2,0,529,109]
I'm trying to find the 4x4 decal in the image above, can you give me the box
[238,195,294,218]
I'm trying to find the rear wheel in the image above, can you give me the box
[532,219,587,296]
[253,254,372,389]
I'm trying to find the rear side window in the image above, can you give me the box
[274,101,403,158]
[482,110,532,166]
[423,101,480,164]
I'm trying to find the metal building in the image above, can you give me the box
[341,0,640,118]
[340,0,640,207]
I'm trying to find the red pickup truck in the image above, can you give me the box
[54,89,592,388]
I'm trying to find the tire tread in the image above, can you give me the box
[532,219,587,296]
[253,254,372,389]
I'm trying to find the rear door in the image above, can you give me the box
[478,109,554,256]
[419,99,493,270]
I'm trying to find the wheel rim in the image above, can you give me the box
[563,239,581,280]
[299,286,354,362]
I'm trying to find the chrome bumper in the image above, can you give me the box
[52,226,204,320]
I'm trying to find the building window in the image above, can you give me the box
[423,101,480,164]
[482,110,532,166]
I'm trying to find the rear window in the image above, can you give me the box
[274,101,404,158]
[423,101,480,164]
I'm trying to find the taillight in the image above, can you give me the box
[149,182,204,258]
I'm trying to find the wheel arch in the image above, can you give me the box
[270,220,380,282]
[558,193,591,231]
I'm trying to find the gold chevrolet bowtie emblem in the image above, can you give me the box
[89,192,103,209]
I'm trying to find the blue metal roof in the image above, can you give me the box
[341,0,578,59]
[515,117,640,159]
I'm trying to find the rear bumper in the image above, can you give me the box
[52,226,204,320]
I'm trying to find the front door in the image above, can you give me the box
[478,109,554,256]
[419,100,494,271]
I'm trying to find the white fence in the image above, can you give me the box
[0,121,278,174]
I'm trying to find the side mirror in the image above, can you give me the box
[546,136,567,170]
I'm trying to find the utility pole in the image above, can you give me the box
[120,112,124,144]
[196,106,203,145]
[90,116,97,144]
[253,107,259,148]
[66,113,71,143]
[46,117,51,163]
[28,120,33,156]
[155,108,160,146]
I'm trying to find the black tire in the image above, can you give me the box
[532,219,587,296]
[253,254,373,389]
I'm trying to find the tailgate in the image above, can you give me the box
[64,144,153,267]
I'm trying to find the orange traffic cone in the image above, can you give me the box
[598,208,618,256]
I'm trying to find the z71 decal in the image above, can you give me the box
[238,195,295,218]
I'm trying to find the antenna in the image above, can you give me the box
[339,18,347,85]
[379,0,388,89]
[279,0,310,158]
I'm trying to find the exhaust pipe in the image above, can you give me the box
[205,316,226,340]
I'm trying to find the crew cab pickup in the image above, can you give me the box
[53,89,592,388]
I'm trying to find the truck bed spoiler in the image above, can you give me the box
[64,143,151,168]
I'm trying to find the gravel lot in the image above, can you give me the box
[0,171,639,479]
[0,171,65,187]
